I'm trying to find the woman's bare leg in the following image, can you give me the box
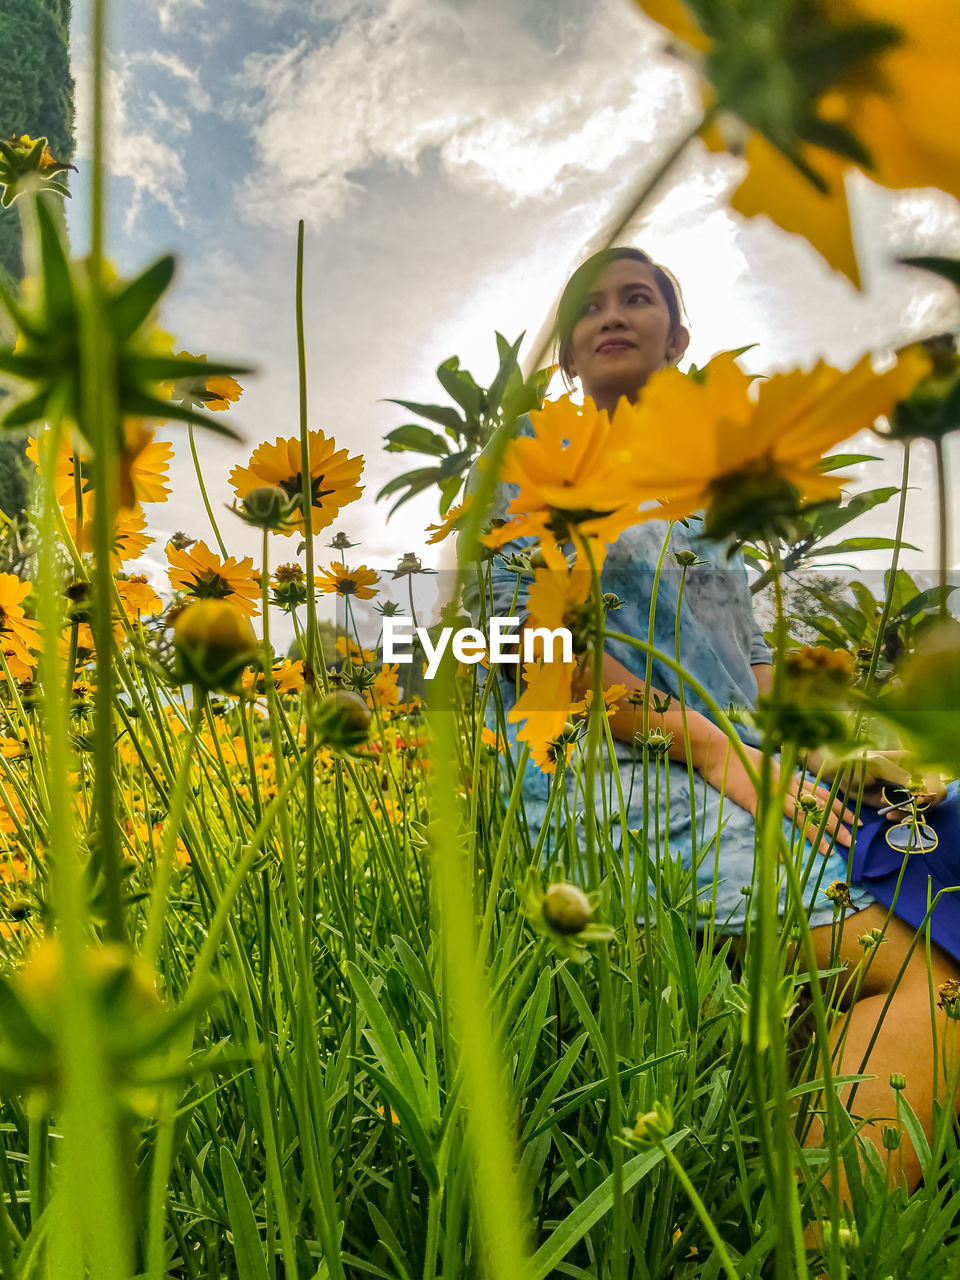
[804,902,960,1196]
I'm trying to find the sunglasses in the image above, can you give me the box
[879,784,939,854]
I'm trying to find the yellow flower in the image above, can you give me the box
[166,540,261,616]
[637,0,960,286]
[242,658,306,695]
[169,353,243,411]
[480,725,505,753]
[426,495,472,544]
[68,503,155,567]
[117,421,173,508]
[0,574,40,682]
[508,658,579,773]
[365,664,401,710]
[172,600,259,693]
[570,683,628,716]
[335,635,377,664]
[315,562,380,599]
[622,346,931,536]
[27,423,172,514]
[483,396,657,552]
[229,430,364,538]
[115,574,163,622]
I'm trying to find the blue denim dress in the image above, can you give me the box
[460,418,876,933]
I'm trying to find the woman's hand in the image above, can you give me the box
[698,736,861,857]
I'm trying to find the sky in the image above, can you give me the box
[63,0,960,634]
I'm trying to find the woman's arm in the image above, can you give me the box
[569,645,860,855]
[752,662,774,696]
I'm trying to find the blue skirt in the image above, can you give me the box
[848,784,960,962]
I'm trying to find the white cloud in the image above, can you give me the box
[229,0,692,227]
[156,0,206,37]
[134,50,213,113]
[73,53,188,231]
[146,91,193,135]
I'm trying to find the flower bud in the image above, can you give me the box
[542,883,592,935]
[628,1101,673,1146]
[635,728,673,758]
[890,1073,907,1091]
[938,977,960,1019]
[858,927,886,949]
[234,485,299,531]
[310,689,372,752]
[173,600,258,694]
[8,897,30,921]
[882,1124,902,1150]
[825,880,853,911]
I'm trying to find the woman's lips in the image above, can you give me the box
[596,341,635,353]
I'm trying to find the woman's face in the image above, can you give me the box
[562,258,689,410]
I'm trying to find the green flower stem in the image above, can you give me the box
[477,741,530,958]
[756,553,811,1271]
[863,443,911,696]
[656,1139,739,1280]
[580,536,625,1279]
[38,403,130,1275]
[295,220,328,694]
[263,530,346,1277]
[934,435,950,618]
[187,423,229,558]
[426,671,531,1279]
[142,696,203,965]
[674,563,701,896]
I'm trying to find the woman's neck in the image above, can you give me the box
[584,387,642,416]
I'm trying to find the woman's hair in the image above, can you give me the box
[554,247,686,388]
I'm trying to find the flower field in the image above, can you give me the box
[2,2,960,1278]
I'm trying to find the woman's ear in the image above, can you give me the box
[666,325,691,365]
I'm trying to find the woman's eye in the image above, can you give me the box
[629,292,650,304]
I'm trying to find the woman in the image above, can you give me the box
[460,246,960,1197]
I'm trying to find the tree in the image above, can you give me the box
[0,0,75,558]
[0,0,74,285]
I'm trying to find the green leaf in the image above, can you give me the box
[897,256,960,291]
[107,256,176,342]
[436,357,484,421]
[35,198,75,325]
[122,392,242,439]
[486,331,524,414]
[814,452,881,472]
[367,1204,414,1280]
[381,398,465,436]
[808,486,898,539]
[2,390,51,428]
[363,1062,440,1188]
[219,1147,269,1280]
[348,962,418,1097]
[383,424,451,457]
[376,466,444,502]
[124,355,252,382]
[810,537,920,559]
[525,1135,681,1280]
[891,584,958,623]
[0,978,51,1055]
[438,474,464,515]
[667,910,700,1030]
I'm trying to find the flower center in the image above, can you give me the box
[279,472,336,507]
[191,573,232,600]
